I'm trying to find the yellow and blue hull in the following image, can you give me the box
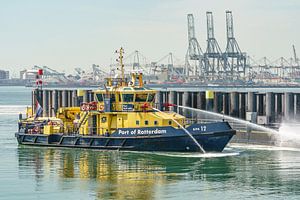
[15,122,235,153]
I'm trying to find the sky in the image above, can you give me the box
[0,0,299,77]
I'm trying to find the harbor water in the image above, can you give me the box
[1,87,300,199]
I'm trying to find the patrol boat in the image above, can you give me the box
[15,48,235,153]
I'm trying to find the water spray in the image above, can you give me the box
[152,107,206,153]
[177,105,279,135]
[277,122,300,147]
[181,105,300,149]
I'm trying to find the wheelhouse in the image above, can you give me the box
[94,87,156,112]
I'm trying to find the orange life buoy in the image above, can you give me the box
[81,103,87,111]
[99,105,104,111]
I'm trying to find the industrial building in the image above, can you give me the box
[0,70,9,79]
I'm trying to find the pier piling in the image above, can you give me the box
[266,92,275,123]
[62,90,68,107]
[169,91,177,112]
[183,91,190,117]
[176,92,180,106]
[52,90,58,117]
[155,91,163,110]
[197,92,206,110]
[223,93,229,115]
[83,90,89,103]
[68,90,73,107]
[48,90,53,117]
[42,90,49,117]
[230,92,239,117]
[239,93,246,119]
[247,92,256,112]
[28,87,300,126]
[257,94,264,116]
[213,92,222,113]
[296,94,300,119]
[72,90,78,107]
[58,90,62,109]
[284,92,293,120]
[275,93,283,121]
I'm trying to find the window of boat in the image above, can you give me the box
[134,88,145,91]
[111,94,116,102]
[147,93,155,102]
[168,121,172,125]
[112,80,119,86]
[154,120,158,125]
[95,93,103,102]
[145,120,149,125]
[136,120,139,125]
[135,93,148,102]
[122,94,134,102]
[123,88,132,91]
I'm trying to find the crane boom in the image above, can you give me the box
[293,45,299,66]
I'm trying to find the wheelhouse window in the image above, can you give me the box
[147,93,155,102]
[136,120,140,125]
[154,121,158,125]
[135,93,148,102]
[96,94,104,102]
[122,94,134,102]
[145,120,149,125]
[134,88,145,91]
[110,94,116,103]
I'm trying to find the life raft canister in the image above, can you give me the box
[81,102,99,111]
[88,101,97,111]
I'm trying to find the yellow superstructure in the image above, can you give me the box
[73,73,185,135]
[27,48,186,136]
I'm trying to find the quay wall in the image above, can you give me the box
[31,88,300,145]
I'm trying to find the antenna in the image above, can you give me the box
[115,47,125,84]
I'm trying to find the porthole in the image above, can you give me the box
[101,117,107,123]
